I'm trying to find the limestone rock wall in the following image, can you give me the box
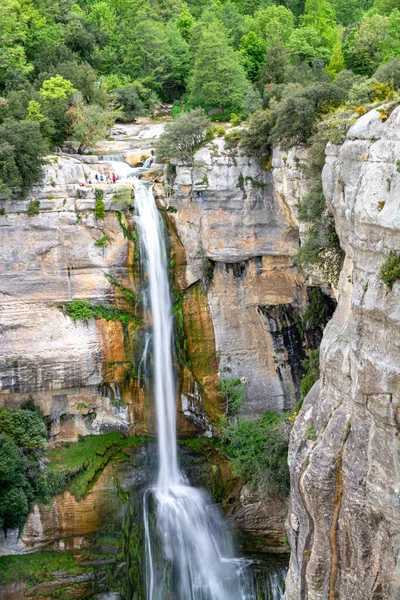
[286,108,400,599]
[169,138,312,416]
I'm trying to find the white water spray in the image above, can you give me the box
[134,180,256,600]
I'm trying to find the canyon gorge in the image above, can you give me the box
[0,105,399,600]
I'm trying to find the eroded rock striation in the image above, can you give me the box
[286,108,400,599]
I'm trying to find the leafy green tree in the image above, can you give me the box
[0,119,47,196]
[69,98,117,151]
[344,15,390,75]
[0,433,31,530]
[220,1,245,48]
[243,86,262,115]
[250,6,295,45]
[165,20,190,97]
[269,82,345,149]
[115,85,145,121]
[260,42,290,86]
[0,0,34,88]
[188,22,249,113]
[240,32,266,81]
[301,0,338,50]
[176,2,196,42]
[326,38,345,75]
[155,108,210,162]
[0,407,47,450]
[39,74,77,101]
[288,27,331,63]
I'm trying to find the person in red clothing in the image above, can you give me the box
[112,172,117,183]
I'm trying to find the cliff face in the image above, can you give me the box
[169,140,313,416]
[286,108,400,599]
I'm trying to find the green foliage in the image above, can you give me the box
[155,108,211,162]
[0,408,47,450]
[94,188,105,219]
[240,109,274,161]
[218,411,290,496]
[217,376,247,414]
[0,404,48,531]
[27,199,40,216]
[380,251,400,290]
[39,75,77,101]
[94,234,109,247]
[61,300,138,326]
[104,273,140,304]
[188,22,249,113]
[300,349,320,398]
[0,119,47,197]
[70,99,117,151]
[374,57,400,90]
[303,287,330,329]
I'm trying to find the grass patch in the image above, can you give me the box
[48,433,148,499]
[0,551,89,586]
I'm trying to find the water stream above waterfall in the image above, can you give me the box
[103,155,287,600]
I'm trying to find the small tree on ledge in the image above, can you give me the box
[155,108,211,163]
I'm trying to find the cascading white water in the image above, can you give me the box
[134,179,257,600]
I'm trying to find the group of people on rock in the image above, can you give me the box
[94,172,117,183]
[85,172,118,185]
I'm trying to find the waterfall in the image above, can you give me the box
[134,179,259,600]
[98,154,126,162]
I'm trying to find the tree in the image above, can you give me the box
[301,0,338,50]
[374,56,400,90]
[288,27,331,63]
[188,22,249,113]
[269,82,346,149]
[220,1,245,48]
[176,2,196,42]
[115,85,145,121]
[260,42,290,86]
[69,98,117,151]
[243,86,262,115]
[343,15,390,75]
[39,74,77,101]
[240,32,267,81]
[0,433,31,530]
[326,38,345,75]
[0,119,47,196]
[0,407,47,450]
[155,108,210,162]
[164,21,190,97]
[250,6,295,45]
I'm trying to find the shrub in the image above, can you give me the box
[347,78,393,106]
[230,113,242,126]
[380,251,400,290]
[114,85,145,121]
[94,189,105,219]
[224,128,242,149]
[27,199,40,216]
[374,57,400,90]
[217,376,246,415]
[218,411,290,497]
[269,82,346,150]
[240,109,275,161]
[155,108,211,162]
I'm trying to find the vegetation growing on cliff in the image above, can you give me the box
[218,411,290,497]
[0,403,51,530]
[60,299,140,326]
[380,251,400,289]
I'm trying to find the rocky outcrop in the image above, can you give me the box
[286,108,400,599]
[169,138,315,415]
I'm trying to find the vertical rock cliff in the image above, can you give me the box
[286,108,400,599]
